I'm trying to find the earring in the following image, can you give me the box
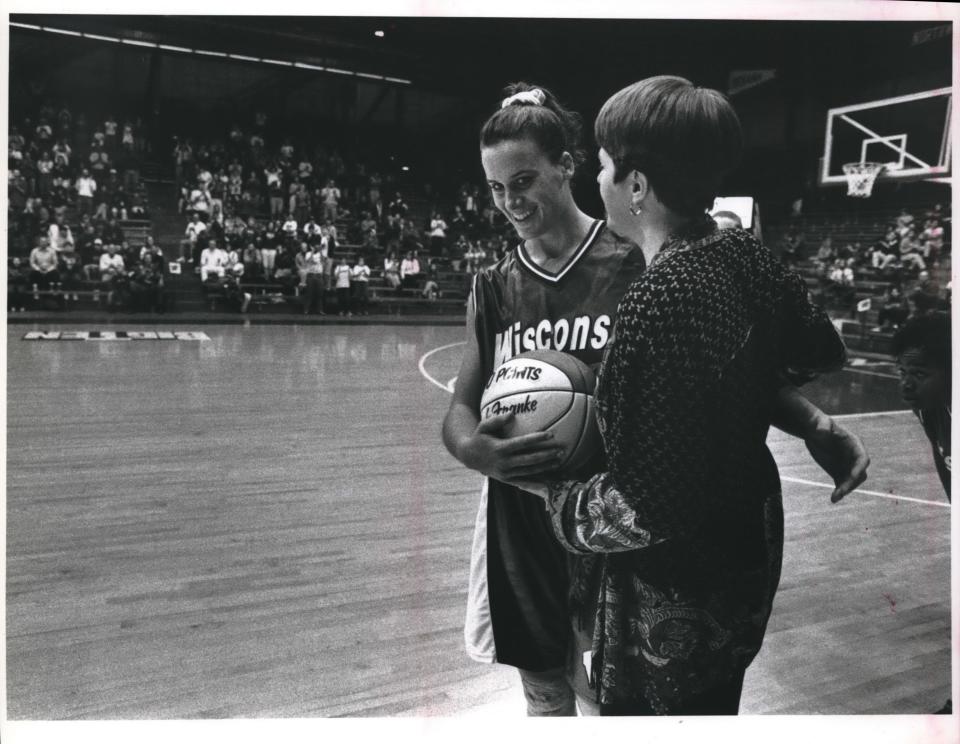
[630,204,643,216]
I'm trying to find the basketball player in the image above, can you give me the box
[443,83,869,716]
[443,83,644,716]
[894,315,952,715]
[893,315,951,501]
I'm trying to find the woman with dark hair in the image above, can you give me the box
[444,79,866,716]
[521,76,859,715]
[443,82,646,716]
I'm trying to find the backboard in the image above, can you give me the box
[820,87,951,186]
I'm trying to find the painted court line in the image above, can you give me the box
[421,348,932,507]
[832,409,911,420]
[780,475,950,509]
[419,341,465,393]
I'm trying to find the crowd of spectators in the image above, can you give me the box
[777,202,951,332]
[171,111,520,308]
[8,101,162,312]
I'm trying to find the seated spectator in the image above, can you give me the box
[139,236,165,270]
[242,242,263,281]
[813,235,835,273]
[29,235,61,292]
[400,250,421,289]
[387,192,408,232]
[352,256,371,315]
[911,271,947,315]
[292,182,312,224]
[282,213,299,242]
[129,251,165,313]
[99,242,127,307]
[221,265,252,313]
[400,219,424,255]
[8,257,30,312]
[88,143,110,177]
[320,219,338,253]
[128,188,148,218]
[302,214,321,241]
[899,227,926,272]
[200,238,229,282]
[273,244,298,293]
[182,213,207,263]
[225,245,243,277]
[827,257,856,312]
[464,241,487,274]
[449,234,469,272]
[872,226,900,271]
[300,242,327,315]
[298,156,314,186]
[428,211,448,257]
[189,180,212,220]
[47,214,74,254]
[920,218,945,267]
[268,178,285,219]
[58,245,84,302]
[320,178,341,222]
[895,207,915,237]
[224,211,246,241]
[209,201,225,228]
[421,261,441,301]
[77,228,101,280]
[383,251,401,290]
[75,168,97,216]
[333,255,353,316]
[36,151,54,196]
[874,283,908,332]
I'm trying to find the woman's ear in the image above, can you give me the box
[630,170,649,211]
[558,151,576,180]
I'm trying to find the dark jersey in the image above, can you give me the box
[470,220,644,671]
[917,406,951,500]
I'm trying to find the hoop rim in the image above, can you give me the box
[842,161,886,173]
[842,161,885,197]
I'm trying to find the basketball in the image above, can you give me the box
[479,350,601,478]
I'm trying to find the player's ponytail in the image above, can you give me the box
[480,82,586,168]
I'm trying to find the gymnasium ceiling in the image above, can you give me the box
[9,14,949,105]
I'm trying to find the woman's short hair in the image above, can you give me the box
[480,82,586,167]
[595,75,743,218]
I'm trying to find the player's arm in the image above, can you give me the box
[770,386,869,503]
[442,292,564,481]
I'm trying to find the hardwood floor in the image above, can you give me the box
[5,323,953,724]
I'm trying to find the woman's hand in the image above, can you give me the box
[457,412,565,482]
[804,417,870,503]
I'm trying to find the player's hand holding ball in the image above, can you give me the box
[458,412,565,482]
[465,350,602,491]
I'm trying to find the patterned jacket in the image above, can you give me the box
[546,221,846,713]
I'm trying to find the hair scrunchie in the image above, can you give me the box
[501,89,546,109]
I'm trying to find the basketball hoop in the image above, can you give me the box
[842,162,885,198]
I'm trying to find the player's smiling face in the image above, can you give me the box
[481,138,568,241]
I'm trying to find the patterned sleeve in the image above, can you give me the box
[777,266,848,384]
[545,267,721,555]
[543,231,845,555]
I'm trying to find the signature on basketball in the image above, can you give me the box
[483,395,539,418]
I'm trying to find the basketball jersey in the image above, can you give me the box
[464,220,645,671]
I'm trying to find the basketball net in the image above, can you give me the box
[842,162,885,198]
